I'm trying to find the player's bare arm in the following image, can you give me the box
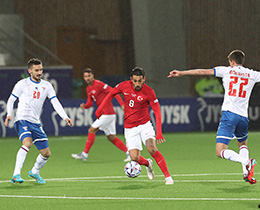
[168,69,214,78]
[4,116,11,127]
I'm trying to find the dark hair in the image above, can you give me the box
[83,68,93,74]
[27,58,42,69]
[227,50,245,65]
[130,67,145,77]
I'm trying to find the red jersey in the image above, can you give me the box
[84,80,123,115]
[111,80,158,128]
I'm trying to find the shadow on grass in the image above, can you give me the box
[116,182,160,190]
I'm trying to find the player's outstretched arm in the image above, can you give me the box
[168,69,214,78]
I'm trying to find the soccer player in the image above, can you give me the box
[168,49,257,184]
[4,58,72,184]
[71,68,130,162]
[96,67,174,185]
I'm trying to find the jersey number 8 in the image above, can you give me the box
[129,100,135,107]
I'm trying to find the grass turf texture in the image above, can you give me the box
[0,132,259,210]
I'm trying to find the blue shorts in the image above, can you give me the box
[216,111,248,145]
[14,120,49,150]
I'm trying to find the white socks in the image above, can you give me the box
[221,148,249,166]
[239,146,249,177]
[13,145,29,176]
[32,154,49,174]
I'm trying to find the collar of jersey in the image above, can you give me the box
[30,77,41,84]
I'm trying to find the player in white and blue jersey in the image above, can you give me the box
[168,50,258,184]
[4,58,72,184]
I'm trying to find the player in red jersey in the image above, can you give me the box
[96,67,173,185]
[72,68,130,162]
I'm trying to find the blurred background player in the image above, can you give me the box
[168,49,257,184]
[96,67,174,185]
[71,68,130,162]
[5,58,72,184]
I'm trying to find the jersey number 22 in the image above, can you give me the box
[228,76,248,98]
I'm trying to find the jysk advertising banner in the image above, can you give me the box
[1,97,260,137]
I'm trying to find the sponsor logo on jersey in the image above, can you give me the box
[23,126,28,130]
[90,90,96,94]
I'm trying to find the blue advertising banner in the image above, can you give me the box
[1,97,260,138]
[0,67,73,99]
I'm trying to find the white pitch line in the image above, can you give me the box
[0,195,259,201]
[0,172,259,183]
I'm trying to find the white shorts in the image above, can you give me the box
[124,121,155,151]
[92,115,116,135]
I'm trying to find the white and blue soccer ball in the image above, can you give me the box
[124,161,141,178]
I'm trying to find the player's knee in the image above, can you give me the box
[130,154,139,162]
[107,135,115,142]
[88,126,98,133]
[216,150,222,158]
[148,148,157,155]
[42,150,51,158]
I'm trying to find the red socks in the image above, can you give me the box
[138,155,149,167]
[152,150,170,178]
[111,137,128,153]
[83,133,96,153]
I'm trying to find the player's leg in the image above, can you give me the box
[11,121,33,184]
[125,126,153,178]
[216,112,250,165]
[146,138,173,185]
[98,114,130,161]
[71,125,98,161]
[107,134,131,161]
[235,118,257,184]
[141,121,173,184]
[28,124,49,184]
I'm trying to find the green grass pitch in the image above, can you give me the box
[0,132,259,210]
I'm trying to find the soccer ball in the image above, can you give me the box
[124,161,141,178]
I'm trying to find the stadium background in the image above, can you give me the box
[1,0,260,137]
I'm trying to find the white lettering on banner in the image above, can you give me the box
[205,105,222,123]
[0,100,7,137]
[249,107,259,121]
[114,106,124,125]
[161,105,190,124]
[61,107,94,127]
[52,107,94,136]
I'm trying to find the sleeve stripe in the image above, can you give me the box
[11,93,18,98]
[213,68,216,76]
[50,96,57,100]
